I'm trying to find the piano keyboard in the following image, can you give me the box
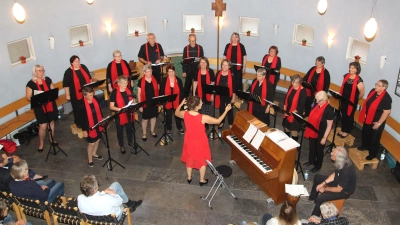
[226,135,272,173]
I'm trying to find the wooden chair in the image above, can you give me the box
[330,199,346,215]
[1,192,22,221]
[48,197,85,225]
[12,195,52,225]
[82,207,131,225]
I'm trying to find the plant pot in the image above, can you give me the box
[191,29,195,33]
[135,32,139,37]
[246,32,250,36]
[302,41,307,46]
[355,58,360,62]
[79,42,84,47]
[21,59,26,64]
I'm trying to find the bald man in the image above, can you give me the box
[138,33,165,83]
[181,34,204,97]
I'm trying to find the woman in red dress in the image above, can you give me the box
[175,96,231,186]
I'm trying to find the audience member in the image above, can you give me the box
[0,199,32,225]
[262,201,302,225]
[308,202,349,225]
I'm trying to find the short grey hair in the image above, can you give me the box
[256,68,267,76]
[230,32,240,42]
[378,79,389,89]
[142,64,152,74]
[147,33,155,38]
[315,91,328,101]
[320,202,339,219]
[334,146,351,170]
[316,56,325,65]
[113,50,122,57]
[291,74,303,84]
[32,65,46,82]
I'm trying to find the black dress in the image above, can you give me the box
[340,75,363,133]
[110,91,133,147]
[216,71,236,125]
[193,69,215,104]
[138,78,158,120]
[261,55,282,99]
[250,78,274,126]
[282,87,307,131]
[223,43,247,92]
[26,77,59,124]
[106,60,132,93]
[303,66,331,116]
[160,77,184,131]
[81,98,103,143]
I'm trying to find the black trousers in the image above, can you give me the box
[361,122,385,158]
[218,96,234,125]
[233,68,243,92]
[115,116,133,147]
[309,174,350,216]
[183,72,194,98]
[308,137,325,169]
[340,103,356,133]
[165,108,183,131]
[304,96,315,117]
[71,99,85,129]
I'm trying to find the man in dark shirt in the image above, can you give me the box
[138,33,165,84]
[307,147,356,217]
[181,34,204,98]
[0,151,12,192]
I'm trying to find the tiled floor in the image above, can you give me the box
[12,91,400,225]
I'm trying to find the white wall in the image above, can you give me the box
[1,0,399,136]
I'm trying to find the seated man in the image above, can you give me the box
[308,202,349,225]
[307,147,356,218]
[78,175,142,219]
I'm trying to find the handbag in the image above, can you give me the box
[0,135,18,154]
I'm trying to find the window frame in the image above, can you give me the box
[68,24,93,48]
[346,37,370,64]
[183,15,204,33]
[239,16,260,36]
[126,16,148,36]
[7,36,36,66]
[293,23,315,47]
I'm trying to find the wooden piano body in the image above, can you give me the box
[222,111,297,205]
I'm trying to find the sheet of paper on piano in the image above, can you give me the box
[285,184,309,196]
[243,123,258,143]
[250,129,265,150]
[265,130,300,151]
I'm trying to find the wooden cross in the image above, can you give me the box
[212,0,226,17]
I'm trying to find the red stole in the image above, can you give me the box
[197,69,211,101]
[145,42,160,61]
[35,79,53,112]
[164,76,180,109]
[249,79,267,114]
[358,90,386,125]
[340,74,359,116]
[304,102,329,139]
[262,55,278,84]
[111,60,130,89]
[186,45,200,58]
[71,66,90,100]
[215,70,233,108]
[283,86,303,123]
[116,88,133,125]
[226,42,242,70]
[84,97,104,138]
[140,77,159,108]
[306,67,325,97]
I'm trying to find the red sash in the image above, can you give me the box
[164,76,180,109]
[116,88,133,125]
[145,42,160,61]
[226,43,242,70]
[249,79,267,114]
[304,102,329,139]
[140,77,159,108]
[72,66,90,100]
[358,90,386,125]
[84,97,103,138]
[197,69,211,102]
[306,67,325,97]
[340,74,359,116]
[283,86,303,122]
[111,60,130,89]
[262,54,278,84]
[215,70,233,108]
[186,45,200,58]
[35,79,53,112]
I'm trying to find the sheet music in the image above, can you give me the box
[250,130,265,150]
[82,81,98,88]
[151,63,168,66]
[231,63,242,66]
[285,184,305,196]
[91,115,111,130]
[33,90,44,95]
[329,89,341,96]
[243,123,258,143]
[264,99,276,106]
[265,130,300,151]
[122,100,135,109]
[292,112,303,120]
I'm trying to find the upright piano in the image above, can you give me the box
[222,110,297,204]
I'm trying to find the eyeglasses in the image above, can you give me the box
[375,83,384,87]
[36,69,45,72]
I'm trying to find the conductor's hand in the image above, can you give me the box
[139,107,143,113]
[182,72,187,78]
[83,131,88,138]
[225,104,232,112]
[180,98,187,106]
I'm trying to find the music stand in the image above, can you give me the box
[80,79,106,91]
[264,99,290,128]
[325,90,354,155]
[181,57,200,65]
[302,81,315,94]
[30,88,67,162]
[236,90,261,114]
[152,94,178,146]
[203,84,230,143]
[292,112,318,180]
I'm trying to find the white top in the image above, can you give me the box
[266,218,302,225]
[78,191,123,217]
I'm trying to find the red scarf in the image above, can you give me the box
[340,74,359,116]
[35,79,53,112]
[306,67,325,97]
[197,69,211,101]
[215,70,233,108]
[111,60,130,89]
[145,42,160,61]
[164,76,180,109]
[140,77,159,108]
[116,88,133,125]
[84,97,103,138]
[304,101,329,139]
[358,90,386,125]
[186,45,200,58]
[262,54,278,84]
[226,42,242,70]
[72,66,90,100]
[249,79,267,114]
[283,86,303,122]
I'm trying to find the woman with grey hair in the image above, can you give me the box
[303,56,331,117]
[106,50,132,93]
[308,201,349,224]
[223,32,247,92]
[25,65,59,152]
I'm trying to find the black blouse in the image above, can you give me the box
[62,64,91,101]
[106,60,131,85]
[223,43,247,66]
[342,74,363,105]
[284,86,307,115]
[304,66,331,93]
[365,89,392,122]
[216,71,237,94]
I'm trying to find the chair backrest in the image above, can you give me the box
[82,212,126,225]
[48,202,84,225]
[12,195,52,225]
[206,160,219,176]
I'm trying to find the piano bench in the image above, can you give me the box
[215,165,232,178]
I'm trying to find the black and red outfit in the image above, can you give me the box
[137,42,165,83]
[304,102,334,170]
[181,44,204,97]
[106,59,132,93]
[26,77,59,124]
[261,54,281,100]
[138,77,159,120]
[223,42,246,92]
[303,66,331,117]
[248,78,274,126]
[282,85,307,132]
[82,97,104,143]
[110,88,134,147]
[194,69,215,105]
[214,70,236,126]
[63,65,91,128]
[160,76,184,131]
[358,89,392,158]
[339,74,363,134]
